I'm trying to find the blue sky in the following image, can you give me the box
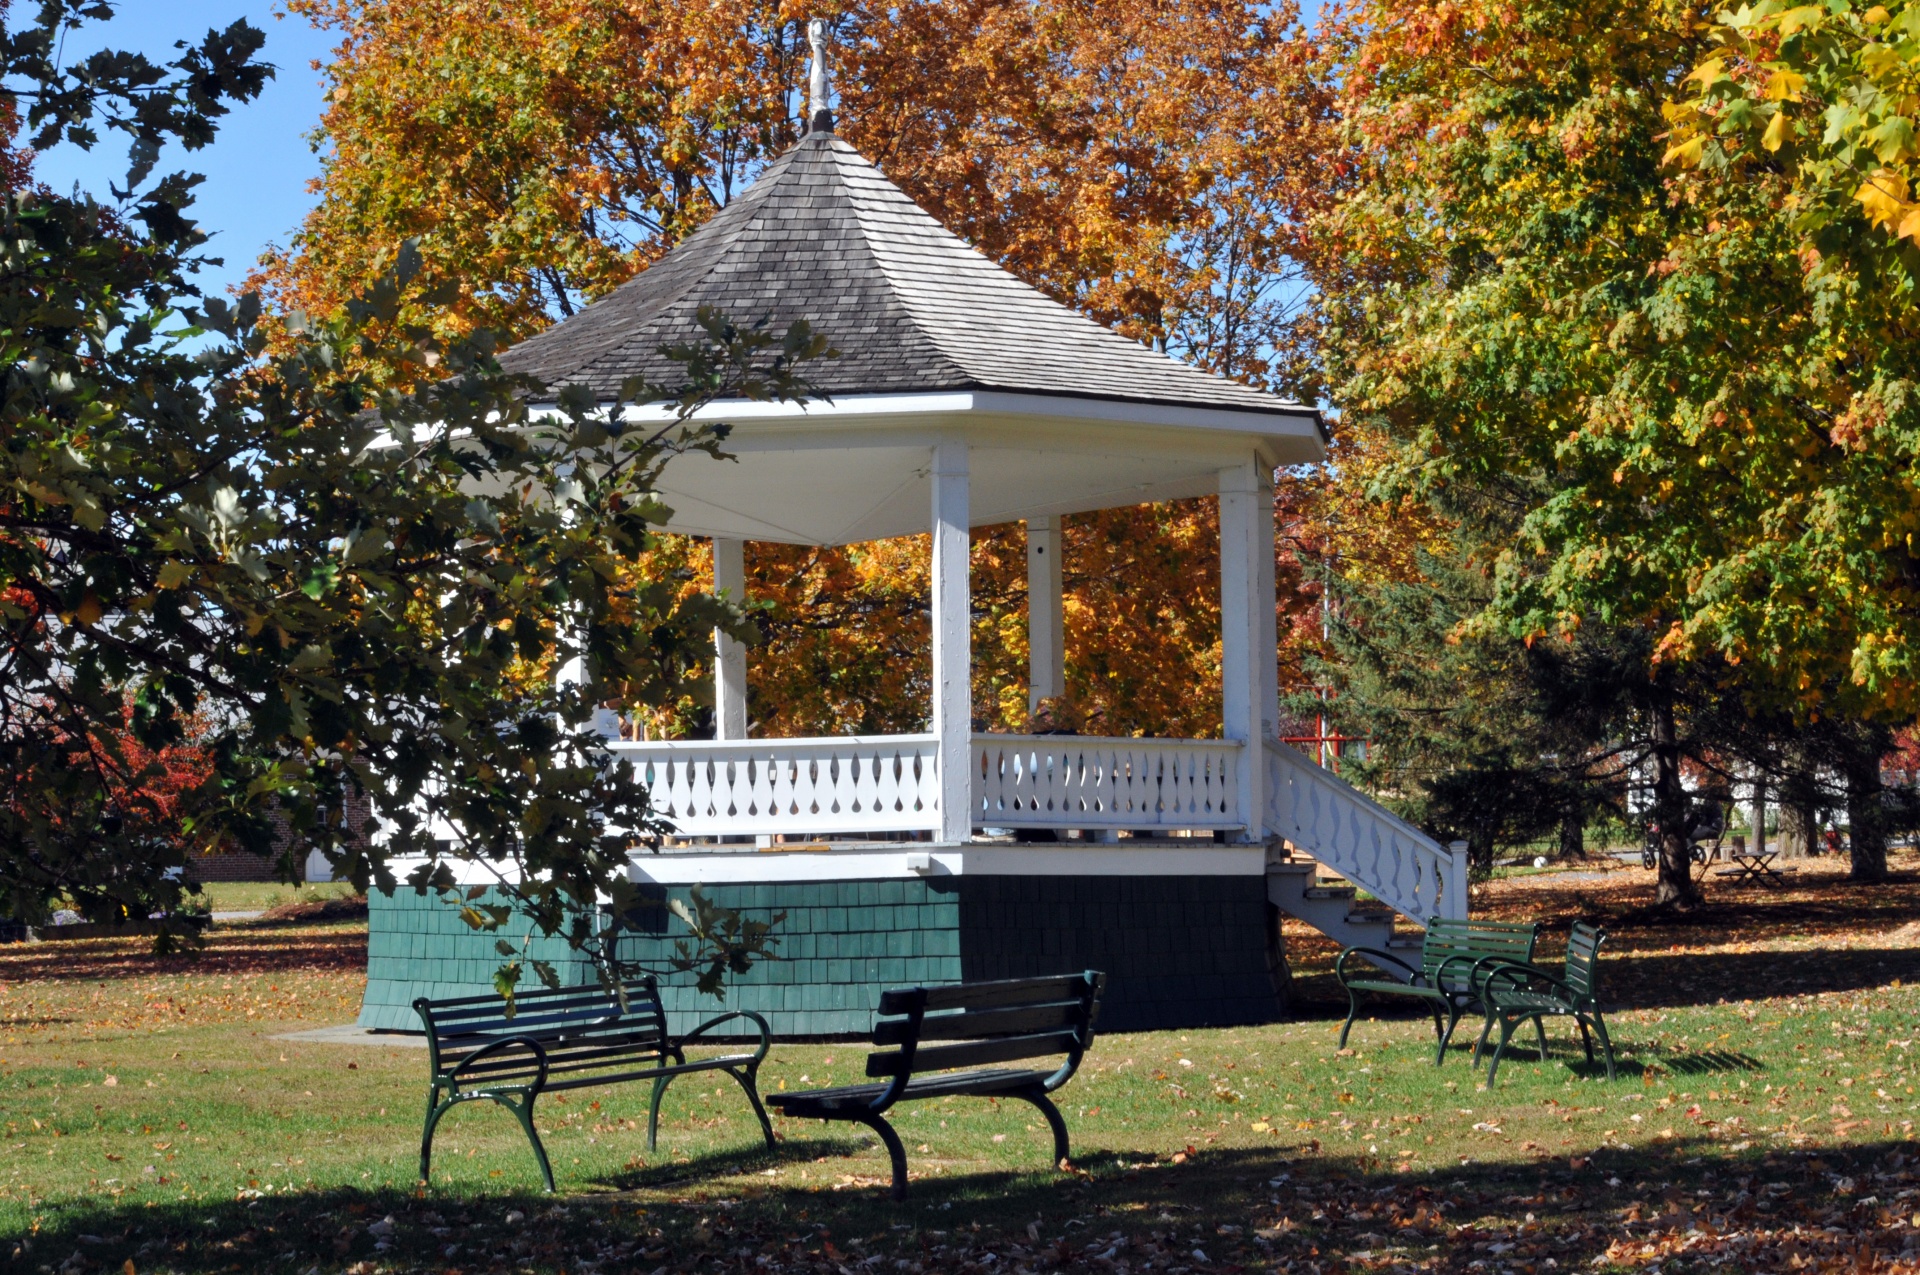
[27,2,334,299]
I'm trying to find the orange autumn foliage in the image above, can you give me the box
[262,0,1340,737]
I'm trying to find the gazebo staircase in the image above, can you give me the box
[1258,739,1468,979]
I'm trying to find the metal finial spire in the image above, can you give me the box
[807,17,834,134]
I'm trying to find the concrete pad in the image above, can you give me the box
[275,1024,428,1048]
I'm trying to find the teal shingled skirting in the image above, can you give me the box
[358,875,1279,1036]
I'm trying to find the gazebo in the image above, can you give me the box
[358,64,1463,1036]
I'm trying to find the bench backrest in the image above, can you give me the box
[413,978,670,1087]
[1563,922,1606,1000]
[1421,918,1539,984]
[866,971,1105,1088]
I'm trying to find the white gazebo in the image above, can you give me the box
[357,64,1466,1036]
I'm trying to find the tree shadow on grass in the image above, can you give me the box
[1284,946,1918,1023]
[1603,947,1920,1009]
[14,1135,1920,1274]
[0,928,366,982]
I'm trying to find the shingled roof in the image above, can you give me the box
[498,130,1314,424]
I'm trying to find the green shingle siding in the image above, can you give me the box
[360,873,1280,1035]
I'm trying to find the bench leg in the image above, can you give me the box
[727,1064,776,1151]
[1434,1003,1467,1066]
[647,1073,674,1152]
[419,1089,452,1185]
[1471,1011,1496,1067]
[1337,988,1363,1051]
[1588,1011,1617,1081]
[498,1094,556,1194]
[1530,1014,1550,1062]
[1012,1087,1071,1167]
[1485,1015,1520,1087]
[850,1111,909,1202]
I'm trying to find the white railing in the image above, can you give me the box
[975,735,1242,831]
[609,735,940,837]
[1264,739,1467,923]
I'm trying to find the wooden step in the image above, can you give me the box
[1303,886,1355,900]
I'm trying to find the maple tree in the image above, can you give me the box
[261,0,1336,742]
[1310,0,1920,897]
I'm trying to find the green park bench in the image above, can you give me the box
[412,978,773,1192]
[766,970,1105,1201]
[1336,917,1540,1064]
[1475,921,1616,1085]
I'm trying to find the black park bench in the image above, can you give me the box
[1336,918,1540,1064]
[765,971,1106,1200]
[413,978,773,1192]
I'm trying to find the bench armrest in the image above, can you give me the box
[669,1010,773,1068]
[1434,953,1533,994]
[1337,946,1420,986]
[1482,962,1578,1004]
[447,1035,550,1097]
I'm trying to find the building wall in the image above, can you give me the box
[358,873,1281,1036]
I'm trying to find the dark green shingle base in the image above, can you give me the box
[358,875,1283,1035]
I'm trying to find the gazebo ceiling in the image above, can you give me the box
[500,125,1323,546]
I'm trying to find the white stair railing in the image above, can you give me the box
[974,735,1241,831]
[611,735,940,837]
[1263,739,1467,924]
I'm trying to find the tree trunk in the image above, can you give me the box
[1778,801,1814,859]
[1650,701,1698,907]
[1845,745,1890,883]
[1558,810,1585,860]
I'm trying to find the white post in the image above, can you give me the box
[932,440,973,842]
[1219,462,1266,843]
[712,537,749,741]
[1255,466,1280,742]
[1447,839,1471,920]
[1026,515,1065,716]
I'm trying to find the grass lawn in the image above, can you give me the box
[186,880,361,914]
[4,857,1920,1273]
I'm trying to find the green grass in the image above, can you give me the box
[183,880,360,913]
[3,874,1919,1272]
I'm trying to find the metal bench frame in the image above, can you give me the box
[1336,917,1541,1064]
[765,970,1105,1200]
[1475,921,1615,1085]
[413,977,772,1192]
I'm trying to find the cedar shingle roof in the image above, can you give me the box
[499,132,1313,423]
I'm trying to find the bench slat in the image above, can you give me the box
[866,1030,1080,1077]
[769,1067,1051,1111]
[426,988,646,1017]
[877,973,1092,1016]
[445,1037,671,1075]
[872,1000,1084,1046]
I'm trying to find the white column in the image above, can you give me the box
[1255,467,1280,741]
[1220,462,1266,843]
[932,440,973,842]
[711,537,749,741]
[1026,515,1065,716]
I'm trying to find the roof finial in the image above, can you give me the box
[807,17,834,135]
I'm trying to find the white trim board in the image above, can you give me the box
[627,844,1264,884]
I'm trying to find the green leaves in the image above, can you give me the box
[0,5,822,990]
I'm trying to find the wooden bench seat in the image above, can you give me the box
[413,978,772,1192]
[766,971,1104,1200]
